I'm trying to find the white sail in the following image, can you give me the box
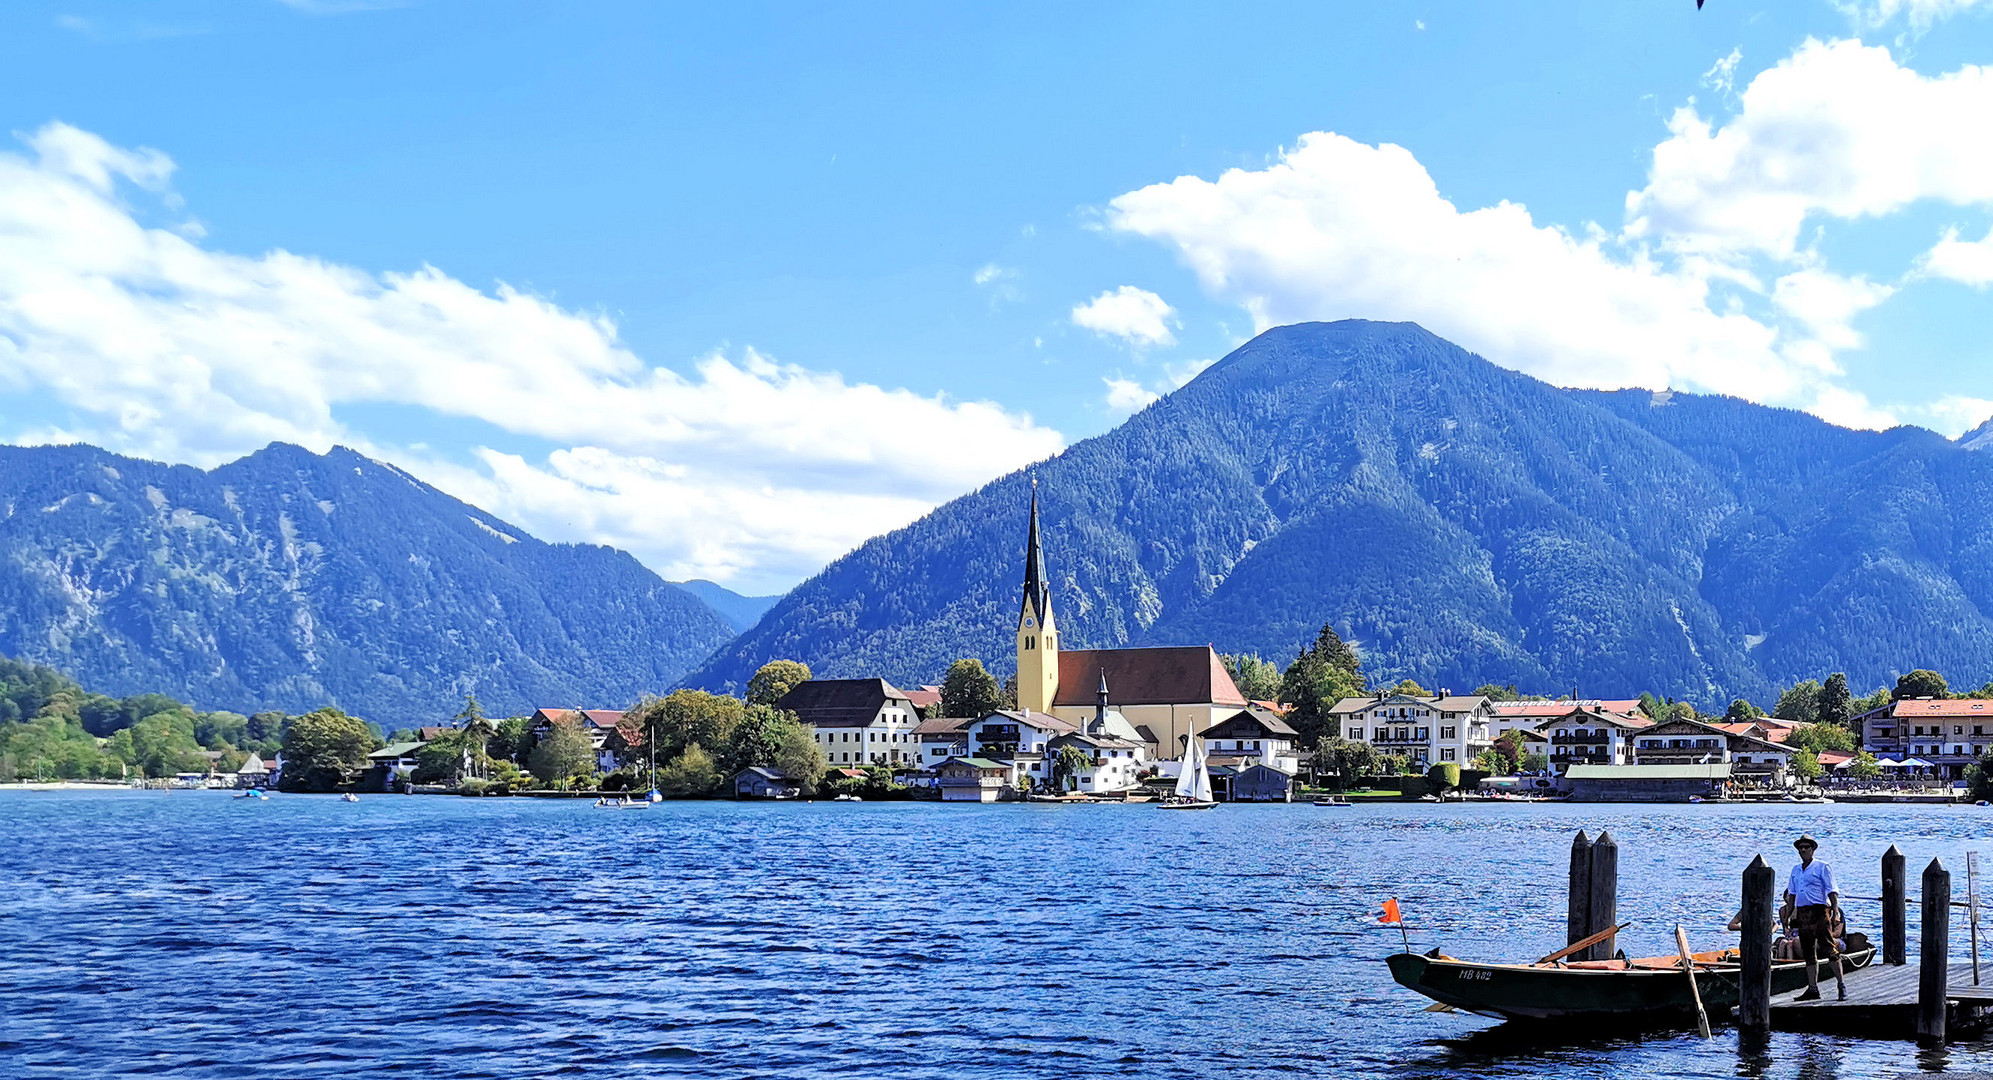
[1175,734,1213,802]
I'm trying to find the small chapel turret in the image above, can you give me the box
[1015,482,1059,713]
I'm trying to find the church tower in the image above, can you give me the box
[1015,482,1059,714]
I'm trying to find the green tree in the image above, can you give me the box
[1847,751,1881,780]
[1895,669,1950,701]
[1521,751,1549,773]
[768,714,829,795]
[941,658,1005,718]
[1773,680,1822,725]
[1281,622,1364,748]
[1792,750,1823,782]
[414,731,479,785]
[1724,698,1766,722]
[1050,744,1094,792]
[1389,679,1431,697]
[281,707,380,791]
[1853,685,1893,714]
[1312,737,1382,784]
[629,691,746,766]
[747,660,812,707]
[1787,723,1856,754]
[658,743,723,797]
[490,716,533,764]
[527,717,598,785]
[1427,761,1461,790]
[1219,653,1283,702]
[1490,730,1528,772]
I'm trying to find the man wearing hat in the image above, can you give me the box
[1785,834,1845,1001]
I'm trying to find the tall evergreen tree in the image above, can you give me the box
[1281,622,1364,748]
[1817,672,1854,728]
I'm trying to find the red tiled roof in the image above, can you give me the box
[1491,700,1644,718]
[1052,647,1247,708]
[902,687,942,709]
[1892,699,1993,717]
[1818,750,1856,765]
[531,708,625,729]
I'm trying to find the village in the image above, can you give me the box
[174,491,1990,807]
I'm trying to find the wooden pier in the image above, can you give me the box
[1769,963,1993,1035]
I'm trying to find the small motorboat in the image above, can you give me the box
[341,792,359,803]
[1314,796,1353,807]
[647,789,663,803]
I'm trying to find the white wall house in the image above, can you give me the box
[1538,707,1651,771]
[1329,693,1495,767]
[1200,708,1303,774]
[776,679,924,766]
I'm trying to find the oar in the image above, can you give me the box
[1536,921,1633,965]
[1675,924,1712,1038]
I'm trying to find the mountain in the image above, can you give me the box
[687,319,1993,707]
[670,579,780,633]
[1957,415,1993,452]
[0,443,737,722]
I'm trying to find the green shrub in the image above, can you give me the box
[456,777,490,796]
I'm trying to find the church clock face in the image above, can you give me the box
[1023,617,1036,629]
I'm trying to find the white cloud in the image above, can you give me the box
[1627,39,1993,260]
[1837,0,1993,31]
[1102,377,1159,414]
[972,262,1010,286]
[1920,225,1993,285]
[0,122,1064,592]
[1071,285,1179,347]
[1703,47,1743,98]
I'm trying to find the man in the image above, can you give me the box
[1785,834,1846,1001]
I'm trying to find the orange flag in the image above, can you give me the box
[1380,898,1403,925]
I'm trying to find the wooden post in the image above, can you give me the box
[1739,854,1775,1033]
[1884,845,1908,966]
[1568,830,1594,948]
[1920,857,1951,1043]
[1969,851,1981,986]
[1588,831,1619,961]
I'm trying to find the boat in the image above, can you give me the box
[1157,734,1218,810]
[1386,937,1875,1023]
[1314,796,1353,807]
[647,788,663,804]
[341,792,359,803]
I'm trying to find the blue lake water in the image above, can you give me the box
[7,792,1993,1078]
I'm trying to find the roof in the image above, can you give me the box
[775,679,913,728]
[939,757,1009,770]
[1565,763,1733,780]
[417,726,451,742]
[1020,486,1051,626]
[1637,716,1790,753]
[1890,698,1993,718]
[1329,693,1492,714]
[1051,647,1247,708]
[1203,707,1299,739]
[1532,707,1650,732]
[902,687,942,709]
[975,709,1079,734]
[1491,699,1644,717]
[913,716,972,737]
[733,766,791,781]
[1817,750,1856,766]
[370,741,423,760]
[531,708,625,730]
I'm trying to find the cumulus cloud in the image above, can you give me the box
[1837,0,1993,30]
[1102,377,1159,414]
[1071,285,1178,347]
[0,122,1064,591]
[1920,225,1993,286]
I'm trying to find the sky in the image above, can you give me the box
[3,1,1993,593]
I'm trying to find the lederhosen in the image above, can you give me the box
[1792,902,1839,959]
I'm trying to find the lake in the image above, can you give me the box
[5,791,1993,1078]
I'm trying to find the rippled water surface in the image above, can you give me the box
[9,792,1993,1078]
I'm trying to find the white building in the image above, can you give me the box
[1487,699,1645,742]
[1328,692,1496,767]
[1537,706,1651,771]
[1199,707,1303,775]
[775,679,924,766]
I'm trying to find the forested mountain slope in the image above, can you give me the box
[688,320,1993,706]
[0,443,736,722]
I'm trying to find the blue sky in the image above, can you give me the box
[2,1,1992,592]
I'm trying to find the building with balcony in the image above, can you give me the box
[1631,717,1793,784]
[935,757,1010,802]
[776,678,924,766]
[1328,692,1495,767]
[1538,706,1651,771]
[1200,707,1303,775]
[1488,699,1646,742]
[1858,697,1993,781]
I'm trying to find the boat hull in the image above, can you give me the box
[1386,947,1874,1022]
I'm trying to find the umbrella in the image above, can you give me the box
[1901,757,1933,768]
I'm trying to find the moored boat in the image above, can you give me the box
[1157,734,1218,810]
[1386,941,1874,1022]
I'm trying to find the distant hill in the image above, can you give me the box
[0,443,737,723]
[670,579,780,633]
[686,320,1993,707]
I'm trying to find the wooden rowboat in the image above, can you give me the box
[1386,943,1874,1022]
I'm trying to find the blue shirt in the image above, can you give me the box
[1787,860,1838,906]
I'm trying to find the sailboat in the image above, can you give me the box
[1157,734,1218,810]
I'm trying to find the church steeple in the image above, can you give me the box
[1016,480,1059,714]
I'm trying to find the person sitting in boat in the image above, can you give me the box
[1785,834,1846,1001]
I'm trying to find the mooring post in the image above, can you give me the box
[1920,857,1952,1043]
[1884,844,1908,966]
[1740,855,1775,1033]
[1568,830,1594,948]
[1588,832,1619,961]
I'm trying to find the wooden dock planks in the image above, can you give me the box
[1769,963,1993,1035]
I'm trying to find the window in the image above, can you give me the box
[1417,727,1429,741]
[1441,748,1456,761]
[1441,726,1456,740]
[1958,726,1967,735]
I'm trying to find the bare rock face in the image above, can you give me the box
[0,443,736,724]
[690,319,1993,706]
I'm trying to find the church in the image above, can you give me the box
[1012,486,1248,759]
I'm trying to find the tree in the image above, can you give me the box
[767,714,829,795]
[747,660,812,707]
[528,717,598,786]
[1473,684,1546,702]
[414,731,479,785]
[1853,685,1893,714]
[1787,723,1855,754]
[1847,751,1881,780]
[281,707,380,791]
[1521,751,1549,773]
[1220,653,1283,702]
[1312,737,1381,784]
[658,743,723,797]
[1773,680,1822,725]
[942,658,1005,718]
[1281,622,1365,747]
[1427,761,1461,791]
[1389,679,1431,697]
[1895,669,1950,701]
[1490,730,1528,773]
[628,691,746,766]
[1724,698,1766,722]
[490,716,534,764]
[1050,744,1094,792]
[1792,750,1823,782]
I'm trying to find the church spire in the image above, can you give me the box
[1021,478,1050,624]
